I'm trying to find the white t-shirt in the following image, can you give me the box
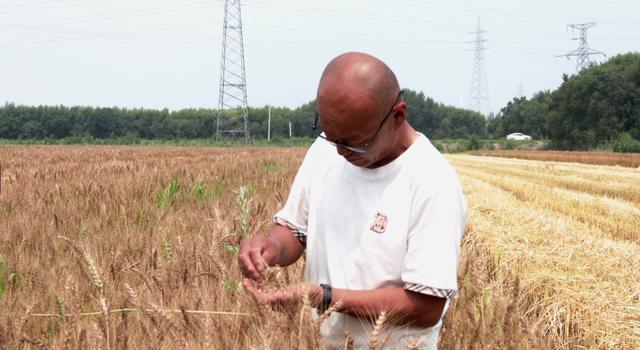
[274,133,467,349]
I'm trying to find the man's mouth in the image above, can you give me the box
[345,155,362,163]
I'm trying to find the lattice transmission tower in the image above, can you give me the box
[467,16,490,116]
[559,23,606,72]
[216,0,250,143]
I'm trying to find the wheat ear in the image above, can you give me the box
[317,300,343,325]
[405,337,420,350]
[343,331,354,350]
[369,310,387,350]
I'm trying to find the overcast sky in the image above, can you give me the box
[1,0,639,114]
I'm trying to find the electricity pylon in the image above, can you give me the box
[467,16,490,116]
[559,22,606,72]
[216,0,250,143]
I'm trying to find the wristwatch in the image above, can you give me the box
[319,283,332,313]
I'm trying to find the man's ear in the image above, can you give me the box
[392,101,408,124]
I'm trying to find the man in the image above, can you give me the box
[239,52,467,349]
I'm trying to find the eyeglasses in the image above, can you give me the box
[312,90,403,154]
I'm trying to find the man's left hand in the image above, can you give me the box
[242,278,322,307]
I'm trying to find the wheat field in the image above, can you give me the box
[0,146,638,349]
[466,150,640,168]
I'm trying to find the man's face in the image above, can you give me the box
[317,95,398,168]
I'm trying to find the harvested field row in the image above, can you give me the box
[457,174,640,349]
[454,164,640,243]
[439,226,550,349]
[449,156,640,204]
[451,153,640,185]
[466,150,640,168]
[455,154,640,184]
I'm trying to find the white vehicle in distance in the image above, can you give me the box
[506,132,532,141]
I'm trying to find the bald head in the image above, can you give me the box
[315,52,414,168]
[318,52,400,113]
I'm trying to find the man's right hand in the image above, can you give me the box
[238,236,279,283]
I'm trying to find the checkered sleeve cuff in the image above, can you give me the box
[404,283,457,299]
[273,217,306,246]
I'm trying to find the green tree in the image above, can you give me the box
[0,89,489,141]
[548,52,640,150]
[491,91,551,140]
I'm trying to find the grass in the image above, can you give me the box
[0,146,637,348]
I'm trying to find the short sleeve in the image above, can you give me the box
[401,179,467,299]
[273,139,325,245]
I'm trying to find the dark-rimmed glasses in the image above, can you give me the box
[312,90,404,154]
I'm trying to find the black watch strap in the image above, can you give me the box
[319,283,332,312]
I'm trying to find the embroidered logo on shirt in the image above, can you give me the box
[370,212,388,234]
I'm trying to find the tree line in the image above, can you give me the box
[0,91,486,142]
[1,52,638,151]
[488,52,640,151]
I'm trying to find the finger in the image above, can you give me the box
[261,243,277,267]
[243,278,266,304]
[252,247,268,272]
[270,289,289,304]
[238,239,265,280]
[256,285,288,304]
[243,278,286,305]
[248,249,267,282]
[237,240,248,269]
[238,251,261,281]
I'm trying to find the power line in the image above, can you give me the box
[367,0,640,27]
[249,0,640,30]
[0,1,219,31]
[216,0,250,144]
[4,1,639,46]
[579,0,640,7]
[0,0,66,10]
[246,2,640,43]
[0,21,215,48]
[2,19,611,55]
[0,0,110,15]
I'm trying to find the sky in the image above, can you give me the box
[1,0,639,115]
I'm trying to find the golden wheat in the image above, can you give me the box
[0,146,637,349]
